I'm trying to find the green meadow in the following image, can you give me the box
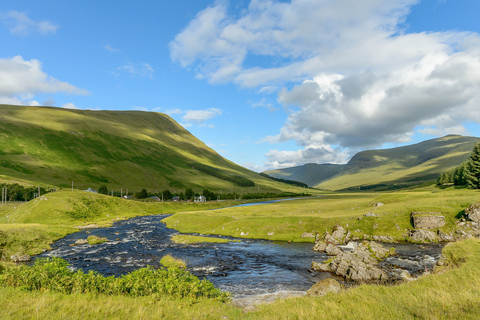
[163,185,480,242]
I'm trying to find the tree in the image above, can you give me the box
[135,188,148,199]
[185,188,194,200]
[466,142,480,189]
[453,163,467,186]
[98,185,108,195]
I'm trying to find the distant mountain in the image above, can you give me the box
[0,105,285,192]
[264,163,345,187]
[265,135,479,190]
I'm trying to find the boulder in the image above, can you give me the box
[409,229,439,242]
[374,202,384,207]
[74,239,88,245]
[11,253,31,262]
[313,241,393,283]
[325,243,343,256]
[364,212,377,217]
[465,203,480,223]
[438,231,454,242]
[306,278,341,297]
[301,232,315,238]
[313,240,327,252]
[411,212,445,229]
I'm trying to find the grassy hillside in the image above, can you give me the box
[318,135,479,190]
[0,105,288,193]
[265,163,345,187]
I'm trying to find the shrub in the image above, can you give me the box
[0,257,229,301]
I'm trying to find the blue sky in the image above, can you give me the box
[1,0,479,172]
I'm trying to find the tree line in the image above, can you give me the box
[437,142,480,189]
[0,183,52,202]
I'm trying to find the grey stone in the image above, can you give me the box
[306,278,341,297]
[411,212,445,229]
[325,243,343,256]
[313,241,327,252]
[465,203,480,223]
[364,212,377,217]
[301,232,315,238]
[11,253,31,262]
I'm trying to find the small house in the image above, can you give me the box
[194,195,206,202]
[150,196,160,201]
[171,196,180,202]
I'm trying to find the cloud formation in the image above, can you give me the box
[183,108,222,123]
[0,56,88,105]
[171,0,480,168]
[0,11,58,36]
[116,62,154,79]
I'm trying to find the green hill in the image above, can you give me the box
[0,105,285,193]
[265,135,479,190]
[265,163,344,187]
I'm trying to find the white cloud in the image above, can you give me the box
[0,56,88,105]
[0,11,58,36]
[173,0,480,167]
[250,98,277,112]
[182,108,222,123]
[61,102,79,109]
[104,44,121,53]
[116,62,154,79]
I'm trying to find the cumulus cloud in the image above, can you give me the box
[171,0,480,168]
[116,62,154,79]
[0,11,58,36]
[0,56,88,105]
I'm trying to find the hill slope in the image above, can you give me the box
[0,105,284,192]
[265,163,345,187]
[265,135,479,190]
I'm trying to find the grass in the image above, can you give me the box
[1,239,480,319]
[87,235,108,245]
[160,255,186,269]
[171,234,237,244]
[163,185,480,242]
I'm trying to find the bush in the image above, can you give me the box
[0,257,229,301]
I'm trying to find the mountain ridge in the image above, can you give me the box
[0,105,285,193]
[264,135,479,190]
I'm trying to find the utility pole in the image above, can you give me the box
[38,186,41,198]
[121,187,123,198]
[72,181,74,192]
[162,193,164,202]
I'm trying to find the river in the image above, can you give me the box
[36,199,444,304]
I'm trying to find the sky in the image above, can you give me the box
[1,0,480,172]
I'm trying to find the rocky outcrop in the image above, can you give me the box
[465,203,480,223]
[411,212,445,229]
[408,229,439,242]
[312,236,394,283]
[312,226,392,282]
[306,278,341,297]
[11,253,31,262]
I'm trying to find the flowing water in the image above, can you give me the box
[36,200,445,304]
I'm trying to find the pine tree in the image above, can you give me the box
[453,163,467,186]
[466,142,480,189]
